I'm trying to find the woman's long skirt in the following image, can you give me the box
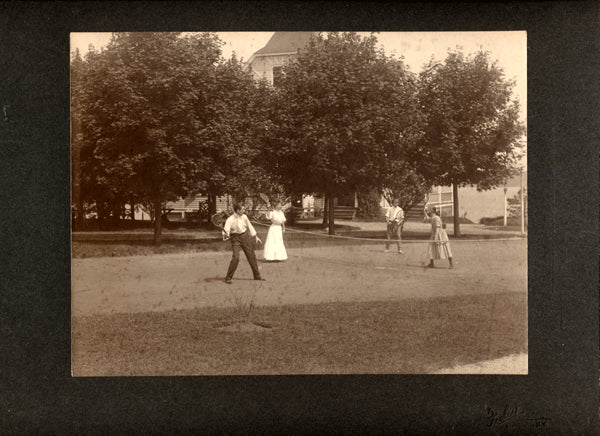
[263,225,287,261]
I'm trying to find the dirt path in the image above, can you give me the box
[72,239,527,316]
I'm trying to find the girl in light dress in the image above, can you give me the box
[424,205,454,269]
[263,201,288,261]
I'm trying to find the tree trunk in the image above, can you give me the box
[322,194,329,227]
[328,194,335,235]
[97,201,107,230]
[111,201,121,230]
[76,196,84,229]
[288,195,297,225]
[130,198,135,221]
[207,194,217,216]
[153,199,163,246]
[452,183,461,238]
[72,118,85,230]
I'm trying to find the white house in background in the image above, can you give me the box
[456,171,527,224]
[424,171,527,224]
[379,170,527,224]
[134,195,234,222]
[246,32,316,85]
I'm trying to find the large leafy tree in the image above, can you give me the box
[268,32,423,234]
[201,59,280,210]
[70,48,86,229]
[73,44,128,230]
[416,48,525,236]
[74,32,224,243]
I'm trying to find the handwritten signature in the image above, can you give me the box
[486,405,551,428]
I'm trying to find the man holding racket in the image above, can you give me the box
[222,203,265,284]
[385,198,404,254]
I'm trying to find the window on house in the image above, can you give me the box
[272,66,283,87]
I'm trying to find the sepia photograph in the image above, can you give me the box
[70,31,528,376]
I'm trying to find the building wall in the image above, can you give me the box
[216,195,232,212]
[457,186,522,223]
[248,54,293,84]
[377,184,525,223]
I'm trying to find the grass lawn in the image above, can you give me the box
[72,239,230,258]
[72,292,526,376]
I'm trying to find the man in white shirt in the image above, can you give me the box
[385,198,404,254]
[223,203,265,284]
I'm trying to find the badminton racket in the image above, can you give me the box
[259,193,270,206]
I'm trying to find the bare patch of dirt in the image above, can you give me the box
[212,321,273,333]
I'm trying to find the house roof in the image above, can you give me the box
[252,32,316,56]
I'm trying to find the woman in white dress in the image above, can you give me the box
[424,205,453,269]
[263,201,288,261]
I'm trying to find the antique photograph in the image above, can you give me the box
[70,31,527,376]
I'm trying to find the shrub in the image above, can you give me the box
[356,190,382,220]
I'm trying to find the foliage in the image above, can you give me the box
[82,33,223,193]
[380,162,432,215]
[267,32,424,233]
[416,48,525,189]
[72,32,282,242]
[355,189,383,220]
[415,48,526,235]
[70,49,86,225]
[201,59,282,204]
[73,33,225,238]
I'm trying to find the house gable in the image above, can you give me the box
[246,32,317,84]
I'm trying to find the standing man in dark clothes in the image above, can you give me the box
[222,203,265,284]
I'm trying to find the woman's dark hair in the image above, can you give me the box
[233,203,243,212]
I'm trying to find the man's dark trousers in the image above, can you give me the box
[226,231,261,280]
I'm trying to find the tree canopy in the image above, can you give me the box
[72,32,271,242]
[417,48,525,187]
[416,48,525,235]
[203,59,278,203]
[267,32,423,233]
